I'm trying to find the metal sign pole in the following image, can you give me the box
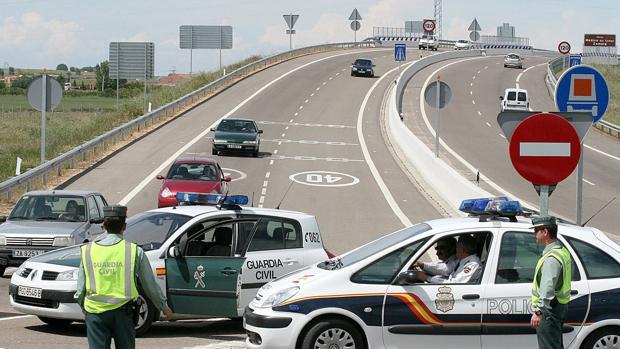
[219,25,223,73]
[435,77,441,158]
[116,43,120,112]
[540,185,550,217]
[190,48,193,76]
[190,26,193,76]
[576,143,584,225]
[144,48,147,115]
[40,74,47,164]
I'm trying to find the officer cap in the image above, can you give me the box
[103,205,127,218]
[531,216,557,230]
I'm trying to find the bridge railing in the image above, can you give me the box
[0,41,377,202]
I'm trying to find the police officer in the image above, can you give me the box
[530,216,572,349]
[75,205,173,349]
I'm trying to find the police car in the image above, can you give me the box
[244,198,620,349]
[8,194,332,335]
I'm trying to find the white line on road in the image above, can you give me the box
[484,66,488,69]
[0,315,33,322]
[477,111,482,116]
[269,160,274,165]
[273,149,278,154]
[486,122,492,127]
[336,72,340,76]
[470,82,473,87]
[316,87,320,91]
[265,172,270,179]
[310,93,314,97]
[299,105,303,110]
[472,75,476,80]
[258,121,356,129]
[261,188,267,195]
[305,99,309,103]
[285,126,289,130]
[329,77,333,80]
[281,133,286,137]
[584,144,620,161]
[472,100,476,105]
[294,112,298,116]
[499,133,506,139]
[470,91,473,95]
[278,141,282,145]
[583,178,596,186]
[516,72,523,82]
[322,82,327,85]
[289,118,294,122]
[477,70,481,74]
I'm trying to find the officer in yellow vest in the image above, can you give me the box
[529,216,572,349]
[75,205,173,349]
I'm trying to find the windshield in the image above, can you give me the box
[123,211,192,251]
[354,59,372,66]
[518,92,527,101]
[319,223,431,270]
[507,54,520,59]
[216,119,257,133]
[458,40,468,43]
[29,244,83,267]
[167,162,218,181]
[9,195,87,222]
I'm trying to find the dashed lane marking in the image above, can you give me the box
[269,155,364,162]
[262,139,358,146]
[583,178,596,186]
[257,121,355,129]
[472,100,476,105]
[477,111,482,116]
[486,122,492,127]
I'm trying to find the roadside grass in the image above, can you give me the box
[0,55,262,183]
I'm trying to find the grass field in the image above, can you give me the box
[593,64,620,125]
[0,94,118,112]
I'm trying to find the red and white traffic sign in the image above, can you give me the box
[558,41,571,55]
[509,113,581,185]
[423,19,436,33]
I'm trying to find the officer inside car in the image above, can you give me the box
[75,205,173,349]
[530,216,572,349]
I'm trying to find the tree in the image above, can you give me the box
[11,76,34,89]
[0,69,4,77]
[0,80,5,89]
[55,75,66,87]
[8,67,15,75]
[81,81,86,90]
[95,60,126,91]
[56,64,68,71]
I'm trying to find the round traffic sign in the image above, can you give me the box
[509,113,581,185]
[423,19,436,33]
[350,20,361,31]
[469,31,480,42]
[558,41,571,55]
[424,80,452,109]
[27,75,63,112]
[555,64,609,123]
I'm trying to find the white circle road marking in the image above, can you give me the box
[289,171,360,187]
[222,168,247,182]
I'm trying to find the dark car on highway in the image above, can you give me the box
[350,58,375,77]
[211,118,262,157]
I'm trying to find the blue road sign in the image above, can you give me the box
[394,44,406,62]
[569,54,582,67]
[555,65,609,123]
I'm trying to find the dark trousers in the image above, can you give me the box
[536,303,567,349]
[86,304,135,349]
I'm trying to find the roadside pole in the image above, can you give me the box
[435,76,440,157]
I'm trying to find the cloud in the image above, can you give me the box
[123,32,149,42]
[0,12,79,56]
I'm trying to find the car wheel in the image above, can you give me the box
[351,71,355,76]
[252,149,259,157]
[301,319,365,349]
[0,266,6,277]
[582,327,620,349]
[38,316,73,327]
[212,148,218,156]
[135,295,157,337]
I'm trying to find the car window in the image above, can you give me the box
[508,54,520,59]
[354,59,372,66]
[217,119,256,133]
[9,195,86,221]
[351,239,427,284]
[167,162,218,181]
[507,91,517,101]
[496,232,581,284]
[123,212,192,251]
[94,195,107,217]
[518,92,527,101]
[566,237,620,279]
[247,217,303,252]
[87,196,101,220]
[184,222,235,257]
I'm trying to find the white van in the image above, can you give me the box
[500,88,529,111]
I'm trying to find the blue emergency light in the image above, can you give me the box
[176,192,249,206]
[459,196,521,217]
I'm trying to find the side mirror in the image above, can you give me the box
[258,130,263,134]
[90,218,104,224]
[499,96,504,100]
[223,176,232,182]
[0,216,6,223]
[156,175,164,180]
[210,127,216,132]
[394,270,417,285]
[168,245,180,258]
[372,64,376,67]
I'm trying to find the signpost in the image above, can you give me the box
[558,41,571,70]
[349,9,362,44]
[423,19,436,33]
[468,18,482,44]
[109,42,155,114]
[424,77,452,158]
[283,14,300,50]
[508,113,581,217]
[569,54,582,67]
[394,44,407,61]
[27,75,63,164]
[180,25,233,75]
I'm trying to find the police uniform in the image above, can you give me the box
[74,205,170,349]
[422,255,459,283]
[531,216,572,349]
[445,254,482,283]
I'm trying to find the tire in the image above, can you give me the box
[212,148,218,156]
[135,296,157,337]
[582,327,620,349]
[351,71,355,76]
[301,319,365,349]
[252,149,259,158]
[38,316,73,327]
[0,266,6,277]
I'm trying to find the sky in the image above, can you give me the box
[0,0,618,75]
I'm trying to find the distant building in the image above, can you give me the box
[158,73,191,86]
[497,23,515,38]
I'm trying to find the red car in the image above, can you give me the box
[156,154,231,208]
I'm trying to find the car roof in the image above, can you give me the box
[22,190,102,196]
[504,88,528,93]
[173,153,218,164]
[222,117,256,123]
[355,58,372,61]
[148,205,316,220]
[506,53,521,56]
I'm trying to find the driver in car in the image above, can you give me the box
[416,235,482,284]
[412,236,458,283]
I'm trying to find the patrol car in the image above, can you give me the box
[8,194,332,335]
[244,198,620,349]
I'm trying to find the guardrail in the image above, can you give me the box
[0,41,377,202]
[546,57,620,138]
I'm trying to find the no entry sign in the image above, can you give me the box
[509,113,581,185]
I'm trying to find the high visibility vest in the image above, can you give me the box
[532,246,572,306]
[81,240,139,314]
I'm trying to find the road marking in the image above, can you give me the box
[310,93,314,97]
[289,118,294,122]
[470,82,473,87]
[472,100,476,105]
[472,75,476,80]
[329,77,333,80]
[584,144,620,161]
[265,172,270,179]
[273,149,278,154]
[117,48,387,205]
[258,121,355,129]
[285,126,289,130]
[0,315,33,322]
[336,72,340,76]
[294,112,298,116]
[261,188,267,195]
[263,139,358,146]
[316,87,320,91]
[499,133,506,139]
[269,160,274,165]
[299,105,303,110]
[516,72,524,82]
[470,91,473,95]
[342,68,346,71]
[289,171,359,187]
[278,141,282,145]
[269,155,364,162]
[486,122,492,128]
[259,196,265,204]
[322,82,327,85]
[477,70,481,74]
[516,83,520,89]
[583,178,596,186]
[281,133,286,137]
[305,99,309,103]
[262,180,268,187]
[477,111,482,116]
[484,66,488,69]
[222,168,247,182]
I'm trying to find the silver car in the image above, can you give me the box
[0,190,108,276]
[504,53,523,69]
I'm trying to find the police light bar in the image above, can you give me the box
[459,196,521,216]
[176,192,249,206]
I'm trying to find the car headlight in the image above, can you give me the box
[161,187,174,198]
[213,139,228,144]
[0,235,6,246]
[255,286,300,308]
[53,236,73,247]
[15,264,26,276]
[242,140,257,144]
[352,67,357,71]
[56,269,79,281]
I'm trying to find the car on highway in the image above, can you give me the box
[0,190,108,276]
[244,197,620,349]
[419,35,439,51]
[504,53,523,69]
[156,154,231,208]
[211,118,262,157]
[454,39,470,50]
[9,193,333,335]
[350,58,375,77]
[500,88,530,112]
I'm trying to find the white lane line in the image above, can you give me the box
[278,141,282,145]
[310,93,314,97]
[263,139,358,146]
[305,99,309,103]
[261,188,267,195]
[336,72,340,76]
[477,70,481,74]
[329,77,333,80]
[259,196,265,204]
[273,149,278,154]
[299,105,303,110]
[470,91,473,95]
[0,315,33,321]
[322,82,327,85]
[516,72,524,82]
[289,118,294,122]
[499,133,506,139]
[484,66,488,69]
[263,180,268,187]
[118,49,387,205]
[285,126,289,130]
[342,68,346,71]
[470,82,473,87]
[472,100,476,105]
[281,133,286,137]
[316,87,320,91]
[584,144,620,161]
[486,122,492,128]
[477,111,482,116]
[357,62,413,227]
[294,112,298,116]
[583,178,596,186]
[258,121,356,129]
[269,160,274,165]
[265,172,270,179]
[516,83,520,89]
[472,75,476,80]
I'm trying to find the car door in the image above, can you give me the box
[85,196,104,240]
[481,229,589,348]
[165,220,246,318]
[383,230,495,349]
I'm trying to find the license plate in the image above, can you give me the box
[227,144,242,149]
[18,286,42,299]
[12,250,45,258]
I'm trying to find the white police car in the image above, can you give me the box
[244,198,620,349]
[9,194,332,334]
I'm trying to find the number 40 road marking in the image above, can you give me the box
[289,171,360,187]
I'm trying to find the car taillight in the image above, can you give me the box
[325,249,336,259]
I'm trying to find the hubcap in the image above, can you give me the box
[593,334,620,349]
[134,296,148,329]
[314,328,355,349]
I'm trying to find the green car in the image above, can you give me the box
[211,118,263,157]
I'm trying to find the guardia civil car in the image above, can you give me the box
[9,194,332,335]
[244,198,620,349]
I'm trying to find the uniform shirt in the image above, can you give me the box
[74,234,170,312]
[423,255,459,283]
[444,254,482,284]
[533,241,564,311]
